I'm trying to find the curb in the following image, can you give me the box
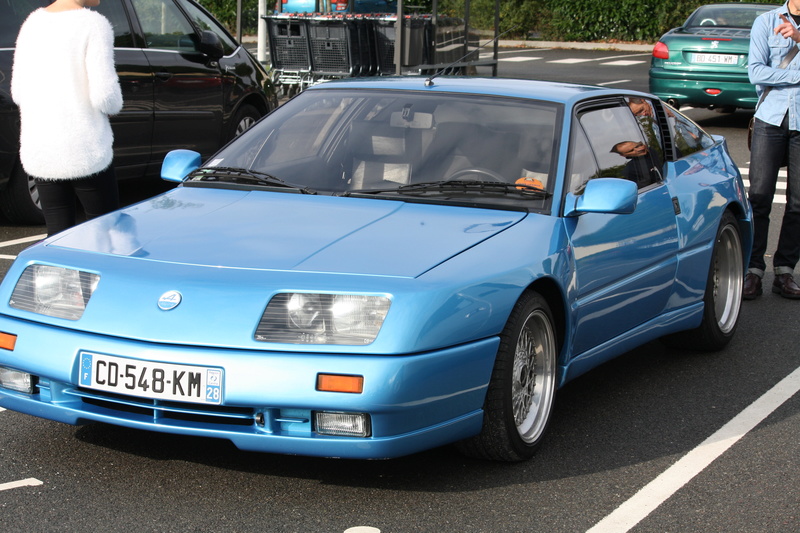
[498,40,654,53]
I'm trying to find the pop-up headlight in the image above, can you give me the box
[255,293,390,345]
[9,265,100,320]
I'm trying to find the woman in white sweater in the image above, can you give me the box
[11,0,123,235]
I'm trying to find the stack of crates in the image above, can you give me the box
[265,15,312,86]
[264,13,466,87]
[308,15,377,77]
[373,15,431,73]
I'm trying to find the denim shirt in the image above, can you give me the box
[749,2,800,129]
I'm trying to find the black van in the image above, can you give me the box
[0,0,278,224]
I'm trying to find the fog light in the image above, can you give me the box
[314,411,371,437]
[0,367,37,394]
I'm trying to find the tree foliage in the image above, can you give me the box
[197,0,780,42]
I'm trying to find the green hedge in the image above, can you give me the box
[197,0,780,42]
[538,0,779,42]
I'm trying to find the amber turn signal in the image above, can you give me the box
[0,331,17,351]
[317,373,364,394]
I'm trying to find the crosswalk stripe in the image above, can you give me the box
[500,56,540,62]
[601,60,646,66]
[548,58,594,64]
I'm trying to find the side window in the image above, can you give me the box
[572,104,663,192]
[177,0,238,56]
[92,2,135,48]
[567,126,600,195]
[665,103,715,158]
[626,97,665,170]
[129,0,197,52]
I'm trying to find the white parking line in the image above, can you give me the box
[500,56,541,62]
[597,80,631,86]
[0,234,45,248]
[742,180,785,190]
[601,60,646,66]
[587,365,800,533]
[0,478,44,492]
[548,58,594,64]
[0,234,45,261]
[739,168,787,178]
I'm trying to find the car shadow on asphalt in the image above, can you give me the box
[66,294,800,494]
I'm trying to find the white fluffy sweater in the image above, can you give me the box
[11,8,123,180]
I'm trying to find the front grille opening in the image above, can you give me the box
[76,388,255,428]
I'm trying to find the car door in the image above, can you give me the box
[94,0,155,180]
[127,0,224,164]
[564,98,680,355]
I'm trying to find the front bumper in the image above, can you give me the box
[0,315,498,459]
[649,68,757,109]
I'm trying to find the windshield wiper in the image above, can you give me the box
[187,167,316,194]
[342,180,551,198]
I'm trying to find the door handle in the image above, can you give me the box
[154,72,173,81]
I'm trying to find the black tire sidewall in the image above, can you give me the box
[492,291,557,460]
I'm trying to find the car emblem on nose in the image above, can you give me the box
[158,290,182,311]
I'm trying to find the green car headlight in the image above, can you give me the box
[9,265,100,320]
[255,293,391,345]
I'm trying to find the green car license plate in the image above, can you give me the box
[79,352,223,404]
[692,53,738,65]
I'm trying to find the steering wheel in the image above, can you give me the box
[446,167,505,182]
[699,18,717,26]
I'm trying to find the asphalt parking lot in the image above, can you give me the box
[0,45,798,533]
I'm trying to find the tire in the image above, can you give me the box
[0,159,44,225]
[229,103,261,141]
[457,291,558,461]
[662,210,744,351]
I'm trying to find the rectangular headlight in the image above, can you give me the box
[0,367,37,394]
[255,293,390,345]
[9,265,100,320]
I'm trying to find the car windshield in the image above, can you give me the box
[206,88,561,210]
[685,4,775,29]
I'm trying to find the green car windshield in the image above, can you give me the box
[684,4,776,29]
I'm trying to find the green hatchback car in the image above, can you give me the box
[649,2,778,111]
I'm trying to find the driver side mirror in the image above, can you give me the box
[563,178,638,217]
[197,30,224,61]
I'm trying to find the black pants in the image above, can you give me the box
[748,116,800,276]
[36,166,120,236]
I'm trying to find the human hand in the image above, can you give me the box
[774,14,800,43]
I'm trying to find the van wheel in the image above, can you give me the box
[0,160,44,225]
[230,104,260,140]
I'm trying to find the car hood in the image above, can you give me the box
[47,186,526,278]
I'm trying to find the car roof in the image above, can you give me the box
[305,76,651,107]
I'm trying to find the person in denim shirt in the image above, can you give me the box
[746,1,800,299]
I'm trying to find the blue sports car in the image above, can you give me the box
[0,77,752,461]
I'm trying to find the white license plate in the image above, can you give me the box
[692,53,738,65]
[79,352,223,405]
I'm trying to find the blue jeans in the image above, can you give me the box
[747,115,800,277]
